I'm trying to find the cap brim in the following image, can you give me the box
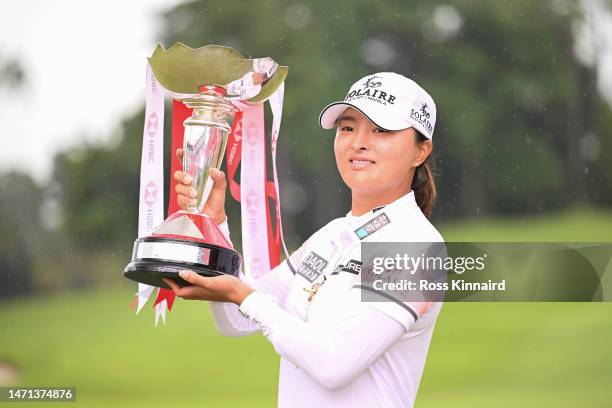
[319,101,409,131]
[321,102,391,129]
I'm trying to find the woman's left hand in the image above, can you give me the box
[163,270,254,305]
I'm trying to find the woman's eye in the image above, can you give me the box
[339,126,353,132]
[374,127,388,133]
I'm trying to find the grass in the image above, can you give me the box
[1,206,611,407]
[0,287,279,407]
[438,205,612,242]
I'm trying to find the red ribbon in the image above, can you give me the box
[225,109,281,268]
[156,100,282,312]
[226,110,244,202]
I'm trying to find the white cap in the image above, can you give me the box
[319,72,437,139]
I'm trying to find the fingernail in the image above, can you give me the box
[179,270,189,278]
[184,175,192,184]
[189,188,197,198]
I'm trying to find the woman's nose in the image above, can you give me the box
[351,128,371,150]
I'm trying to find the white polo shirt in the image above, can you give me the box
[209,191,444,408]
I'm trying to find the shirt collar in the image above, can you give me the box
[345,190,417,224]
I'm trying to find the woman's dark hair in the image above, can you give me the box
[412,131,437,219]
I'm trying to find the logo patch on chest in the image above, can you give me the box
[331,259,363,275]
[354,212,391,240]
[297,251,329,283]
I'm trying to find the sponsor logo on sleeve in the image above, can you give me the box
[297,251,328,283]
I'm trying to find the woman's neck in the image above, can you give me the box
[350,188,411,216]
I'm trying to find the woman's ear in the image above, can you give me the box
[413,139,432,167]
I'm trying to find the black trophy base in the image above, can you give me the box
[124,260,225,289]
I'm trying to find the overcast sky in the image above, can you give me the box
[1,0,612,183]
[0,0,180,182]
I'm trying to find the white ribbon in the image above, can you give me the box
[238,84,286,280]
[135,63,165,316]
[239,103,270,278]
[268,83,290,264]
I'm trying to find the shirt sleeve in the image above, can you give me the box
[349,240,447,331]
[207,262,293,336]
[238,290,409,391]
[208,219,307,337]
[345,286,419,331]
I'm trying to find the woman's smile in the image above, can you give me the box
[349,155,376,170]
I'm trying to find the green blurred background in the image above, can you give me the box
[1,0,612,406]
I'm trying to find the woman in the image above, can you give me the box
[164,72,444,408]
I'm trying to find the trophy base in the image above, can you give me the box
[124,259,225,289]
[124,210,241,289]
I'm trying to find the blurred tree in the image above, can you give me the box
[0,55,26,91]
[0,172,42,300]
[157,0,612,219]
[0,55,36,300]
[51,111,147,250]
[49,0,612,261]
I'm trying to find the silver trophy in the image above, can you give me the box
[124,43,288,288]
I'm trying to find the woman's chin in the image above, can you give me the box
[346,178,383,194]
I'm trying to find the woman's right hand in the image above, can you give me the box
[174,148,228,225]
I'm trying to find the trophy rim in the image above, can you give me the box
[148,42,288,102]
